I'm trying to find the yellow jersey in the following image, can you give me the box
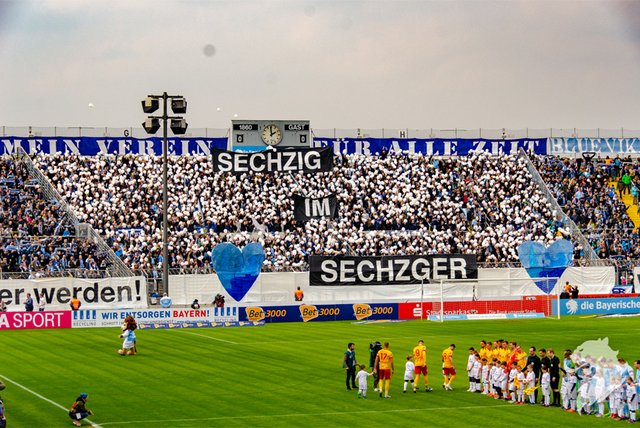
[378,349,393,370]
[516,351,528,369]
[442,348,454,368]
[413,345,427,366]
[479,347,488,361]
[499,348,510,363]
[484,347,493,360]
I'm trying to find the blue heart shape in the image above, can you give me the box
[211,242,265,301]
[517,239,574,294]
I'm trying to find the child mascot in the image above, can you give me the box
[118,315,137,356]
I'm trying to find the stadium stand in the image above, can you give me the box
[37,151,564,273]
[0,156,109,278]
[532,154,640,282]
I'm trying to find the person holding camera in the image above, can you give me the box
[369,341,382,391]
[343,342,357,390]
[214,294,225,308]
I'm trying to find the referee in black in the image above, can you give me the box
[547,348,561,406]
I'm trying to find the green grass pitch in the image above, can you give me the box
[0,316,638,427]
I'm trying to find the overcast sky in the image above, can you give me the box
[0,0,639,131]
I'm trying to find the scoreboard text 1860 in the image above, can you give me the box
[231,120,311,151]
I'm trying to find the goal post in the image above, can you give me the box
[428,277,560,322]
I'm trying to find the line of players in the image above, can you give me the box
[467,340,640,421]
[352,340,453,399]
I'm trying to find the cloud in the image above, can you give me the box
[0,0,639,130]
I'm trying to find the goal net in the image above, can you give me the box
[427,277,559,322]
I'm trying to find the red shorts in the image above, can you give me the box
[443,367,456,376]
[414,365,428,376]
[378,369,391,380]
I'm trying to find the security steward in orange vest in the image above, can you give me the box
[70,296,81,310]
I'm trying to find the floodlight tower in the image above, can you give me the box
[141,92,188,295]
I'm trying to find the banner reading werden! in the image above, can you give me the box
[309,255,477,286]
[293,194,338,221]
[212,147,333,173]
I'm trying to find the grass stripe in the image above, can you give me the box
[0,373,102,428]
[98,403,512,426]
[174,329,239,344]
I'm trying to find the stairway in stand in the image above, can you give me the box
[610,180,640,228]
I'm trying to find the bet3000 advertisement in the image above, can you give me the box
[240,303,398,323]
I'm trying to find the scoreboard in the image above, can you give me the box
[231,120,311,151]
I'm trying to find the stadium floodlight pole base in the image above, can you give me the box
[556,277,561,320]
[420,278,424,321]
[439,279,444,323]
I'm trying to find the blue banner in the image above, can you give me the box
[550,138,640,155]
[313,137,547,156]
[0,137,228,156]
[240,303,398,323]
[138,320,263,329]
[553,297,640,316]
[0,136,547,156]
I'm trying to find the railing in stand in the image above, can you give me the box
[15,147,134,277]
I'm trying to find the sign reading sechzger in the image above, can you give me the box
[309,255,477,286]
[212,147,333,173]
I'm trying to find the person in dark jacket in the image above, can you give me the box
[547,349,562,406]
[68,393,93,426]
[343,342,357,390]
[24,293,34,312]
[0,393,6,428]
[369,341,382,391]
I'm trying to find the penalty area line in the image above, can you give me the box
[174,329,238,344]
[98,403,512,426]
[0,373,102,428]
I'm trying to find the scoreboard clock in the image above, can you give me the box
[231,120,311,151]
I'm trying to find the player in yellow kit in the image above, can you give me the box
[374,342,395,398]
[499,341,510,364]
[442,344,456,390]
[412,340,432,392]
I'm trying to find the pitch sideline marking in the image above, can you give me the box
[98,403,512,426]
[175,329,238,344]
[0,373,102,428]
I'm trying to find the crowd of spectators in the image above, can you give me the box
[0,157,108,278]
[533,155,640,284]
[1,147,638,283]
[533,156,640,255]
[38,152,564,272]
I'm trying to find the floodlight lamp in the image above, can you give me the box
[170,118,188,135]
[142,117,161,134]
[171,97,187,114]
[142,96,159,114]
